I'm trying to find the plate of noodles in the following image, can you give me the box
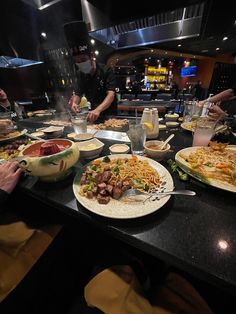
[73,154,174,219]
[175,142,236,193]
[0,129,27,143]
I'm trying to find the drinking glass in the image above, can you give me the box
[71,113,87,134]
[192,117,216,146]
[183,101,194,122]
[127,123,146,155]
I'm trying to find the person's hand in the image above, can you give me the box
[0,119,13,132]
[0,161,23,194]
[208,105,226,119]
[197,100,205,108]
[68,96,80,113]
[87,109,101,123]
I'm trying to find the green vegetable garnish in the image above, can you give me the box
[103,156,111,163]
[167,159,189,181]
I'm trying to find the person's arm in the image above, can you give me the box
[208,104,227,119]
[87,90,115,123]
[199,87,236,108]
[0,161,23,205]
[68,94,81,113]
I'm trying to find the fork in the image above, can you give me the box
[121,188,196,201]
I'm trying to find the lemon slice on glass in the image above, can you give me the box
[143,122,153,131]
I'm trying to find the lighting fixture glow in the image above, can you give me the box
[90,39,95,45]
[223,36,228,41]
[94,50,99,55]
[218,240,228,250]
[38,0,62,10]
[41,32,47,38]
[216,47,220,50]
[178,44,182,47]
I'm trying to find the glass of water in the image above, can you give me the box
[71,113,87,134]
[127,123,146,155]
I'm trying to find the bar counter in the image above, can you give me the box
[13,118,236,295]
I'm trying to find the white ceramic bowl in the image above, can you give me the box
[165,113,179,121]
[109,144,130,154]
[77,138,104,159]
[144,140,170,161]
[166,121,179,128]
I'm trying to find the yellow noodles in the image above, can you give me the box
[180,145,236,186]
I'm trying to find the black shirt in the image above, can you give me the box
[74,62,117,116]
[231,83,236,96]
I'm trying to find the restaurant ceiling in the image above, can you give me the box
[87,0,236,57]
[1,0,236,61]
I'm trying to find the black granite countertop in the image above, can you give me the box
[15,119,236,295]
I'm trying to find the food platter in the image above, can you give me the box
[0,129,27,143]
[175,145,236,193]
[73,154,174,219]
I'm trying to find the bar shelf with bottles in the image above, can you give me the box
[144,66,170,90]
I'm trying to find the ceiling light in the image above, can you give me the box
[178,44,182,47]
[38,0,62,10]
[94,50,99,55]
[41,32,47,38]
[90,39,95,45]
[216,47,220,51]
[223,37,228,41]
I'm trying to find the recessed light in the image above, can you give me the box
[178,44,182,47]
[216,47,220,51]
[223,37,228,41]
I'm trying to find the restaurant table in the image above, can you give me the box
[13,119,236,296]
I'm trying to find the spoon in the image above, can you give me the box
[159,133,175,150]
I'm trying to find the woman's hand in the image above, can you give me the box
[0,161,23,194]
[208,105,226,119]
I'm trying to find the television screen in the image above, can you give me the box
[181,66,197,77]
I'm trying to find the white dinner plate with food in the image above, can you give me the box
[0,129,27,143]
[73,154,174,219]
[175,143,236,193]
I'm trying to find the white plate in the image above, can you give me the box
[175,146,236,193]
[0,129,27,142]
[73,154,174,219]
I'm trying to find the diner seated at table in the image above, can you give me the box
[69,261,214,314]
[0,161,62,306]
[0,88,11,112]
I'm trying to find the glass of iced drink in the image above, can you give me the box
[192,117,216,146]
